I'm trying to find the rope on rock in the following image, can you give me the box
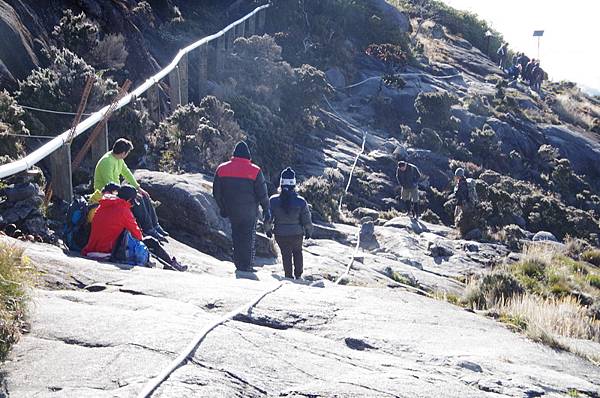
[321,94,367,213]
[136,282,284,398]
[334,230,361,285]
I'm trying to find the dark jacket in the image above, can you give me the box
[454,177,469,206]
[213,157,269,219]
[82,196,142,256]
[396,163,421,189]
[269,191,313,237]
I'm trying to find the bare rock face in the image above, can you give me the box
[2,235,599,397]
[367,0,411,33]
[0,1,41,85]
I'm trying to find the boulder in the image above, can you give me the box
[532,231,558,242]
[135,170,276,259]
[325,67,346,88]
[367,0,411,32]
[0,1,40,81]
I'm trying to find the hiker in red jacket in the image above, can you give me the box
[213,141,271,272]
[82,185,186,271]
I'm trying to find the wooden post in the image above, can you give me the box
[247,14,256,36]
[50,144,73,203]
[258,9,266,32]
[198,44,208,99]
[146,83,160,123]
[215,36,226,79]
[180,54,189,105]
[90,123,109,168]
[236,21,245,39]
[168,65,181,111]
[226,30,235,52]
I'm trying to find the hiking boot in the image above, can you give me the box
[241,266,257,273]
[146,228,167,242]
[155,224,170,237]
[165,257,188,272]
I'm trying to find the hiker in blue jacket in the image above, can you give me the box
[265,168,313,279]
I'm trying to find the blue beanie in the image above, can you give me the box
[233,141,251,159]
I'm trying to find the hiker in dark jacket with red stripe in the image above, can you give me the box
[213,142,271,272]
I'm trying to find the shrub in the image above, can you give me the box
[421,209,442,224]
[468,124,503,168]
[0,244,32,361]
[0,90,28,158]
[225,34,294,111]
[228,95,294,181]
[151,96,245,173]
[89,34,128,71]
[463,270,524,310]
[17,47,118,138]
[414,91,458,130]
[52,9,99,57]
[297,168,345,222]
[282,64,333,118]
[406,127,443,152]
[365,43,408,89]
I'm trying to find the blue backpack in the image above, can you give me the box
[64,196,95,252]
[111,230,150,266]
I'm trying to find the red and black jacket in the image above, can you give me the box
[213,157,269,219]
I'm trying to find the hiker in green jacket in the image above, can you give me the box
[93,138,168,240]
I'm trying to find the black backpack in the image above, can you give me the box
[63,196,95,251]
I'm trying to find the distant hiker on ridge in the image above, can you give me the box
[265,167,313,280]
[93,138,168,241]
[497,42,508,69]
[396,161,422,219]
[213,141,271,273]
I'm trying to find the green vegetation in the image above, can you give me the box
[150,96,245,173]
[297,168,345,222]
[0,90,29,160]
[0,244,32,361]
[414,91,459,130]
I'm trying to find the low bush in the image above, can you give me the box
[0,244,32,361]
[297,168,345,222]
[581,250,600,267]
[151,96,245,173]
[414,91,458,130]
[0,90,28,158]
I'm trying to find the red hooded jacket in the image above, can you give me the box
[82,196,143,256]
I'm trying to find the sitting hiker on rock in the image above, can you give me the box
[265,167,313,280]
[93,138,168,241]
[82,185,187,271]
[396,161,422,218]
[213,141,271,273]
[87,182,120,223]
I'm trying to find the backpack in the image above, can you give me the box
[111,230,150,266]
[63,196,94,251]
[466,178,478,204]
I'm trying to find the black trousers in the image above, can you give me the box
[230,215,257,271]
[275,234,304,278]
[131,194,158,233]
[143,237,171,264]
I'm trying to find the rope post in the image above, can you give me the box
[90,122,109,168]
[226,29,235,52]
[198,44,208,100]
[179,54,189,105]
[258,9,266,32]
[215,35,226,79]
[236,21,245,39]
[147,83,160,123]
[168,65,181,112]
[247,14,256,36]
[49,143,73,203]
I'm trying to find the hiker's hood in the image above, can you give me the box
[99,196,131,209]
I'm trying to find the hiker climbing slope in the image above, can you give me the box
[93,138,168,240]
[265,167,313,280]
[213,141,271,272]
[396,161,422,218]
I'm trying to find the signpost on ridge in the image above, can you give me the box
[533,30,544,60]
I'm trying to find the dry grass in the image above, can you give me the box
[0,243,33,361]
[498,294,600,343]
[551,87,600,131]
